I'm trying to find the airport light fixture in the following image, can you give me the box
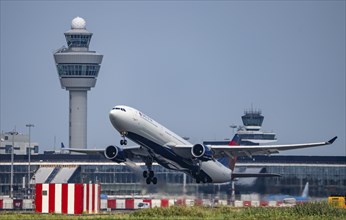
[230,124,237,134]
[26,123,34,198]
[9,131,18,199]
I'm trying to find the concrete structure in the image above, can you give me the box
[53,17,103,149]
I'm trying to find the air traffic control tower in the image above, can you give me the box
[54,17,103,149]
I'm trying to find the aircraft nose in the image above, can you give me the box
[109,107,128,131]
[109,109,121,123]
[109,109,117,120]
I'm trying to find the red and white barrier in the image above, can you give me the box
[83,184,101,214]
[35,183,100,214]
[106,198,176,210]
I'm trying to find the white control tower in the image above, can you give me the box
[54,17,103,149]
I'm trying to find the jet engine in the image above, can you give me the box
[104,145,126,163]
[191,144,213,161]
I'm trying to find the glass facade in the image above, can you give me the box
[5,145,11,154]
[237,133,276,140]
[0,155,345,199]
[0,164,35,197]
[65,34,91,48]
[263,165,345,197]
[57,64,100,77]
[241,110,264,127]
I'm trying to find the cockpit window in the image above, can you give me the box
[113,107,126,112]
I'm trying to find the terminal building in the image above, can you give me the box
[0,132,39,155]
[0,153,345,200]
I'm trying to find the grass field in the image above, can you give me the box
[0,202,345,220]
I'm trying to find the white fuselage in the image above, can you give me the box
[109,105,233,183]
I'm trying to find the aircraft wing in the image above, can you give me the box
[63,145,150,158]
[172,136,337,158]
[61,145,149,160]
[210,136,337,158]
[63,145,148,174]
[63,148,104,155]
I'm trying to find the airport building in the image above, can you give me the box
[0,154,345,199]
[205,108,277,146]
[53,17,103,149]
[0,132,39,155]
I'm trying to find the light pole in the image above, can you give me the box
[9,131,18,199]
[230,124,237,134]
[26,124,34,198]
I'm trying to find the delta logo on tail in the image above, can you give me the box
[219,133,282,179]
[228,134,241,171]
[217,134,240,171]
[229,134,241,146]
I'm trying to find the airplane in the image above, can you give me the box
[66,105,337,185]
[265,182,310,204]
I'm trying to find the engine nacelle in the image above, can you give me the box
[104,145,126,163]
[191,144,213,161]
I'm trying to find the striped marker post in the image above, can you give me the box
[35,183,100,214]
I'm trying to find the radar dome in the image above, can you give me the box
[71,17,86,29]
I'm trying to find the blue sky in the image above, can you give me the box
[1,1,345,156]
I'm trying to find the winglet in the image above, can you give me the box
[327,136,337,144]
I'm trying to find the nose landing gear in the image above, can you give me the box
[120,132,128,145]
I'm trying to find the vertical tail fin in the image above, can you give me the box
[217,134,241,171]
[228,134,240,171]
[229,134,241,146]
[301,182,309,198]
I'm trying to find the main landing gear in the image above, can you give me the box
[143,157,157,184]
[195,176,208,184]
[143,170,157,184]
[193,159,208,183]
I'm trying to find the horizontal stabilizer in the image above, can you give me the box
[232,173,281,178]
